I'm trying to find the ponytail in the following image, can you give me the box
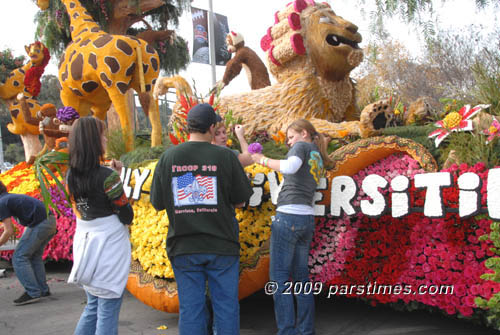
[287,119,334,170]
[312,132,334,170]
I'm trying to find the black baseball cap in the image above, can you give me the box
[187,103,217,132]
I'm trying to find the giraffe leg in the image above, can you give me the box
[107,90,134,151]
[145,92,162,147]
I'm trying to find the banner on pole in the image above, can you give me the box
[191,7,230,65]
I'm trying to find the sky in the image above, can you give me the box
[0,0,498,98]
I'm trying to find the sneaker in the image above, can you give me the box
[41,290,51,297]
[13,292,40,306]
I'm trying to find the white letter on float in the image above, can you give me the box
[360,174,388,217]
[458,172,481,218]
[391,175,410,218]
[330,176,357,217]
[121,167,133,198]
[267,171,284,205]
[487,168,500,220]
[414,172,451,218]
[314,177,328,216]
[132,169,151,200]
[249,173,265,207]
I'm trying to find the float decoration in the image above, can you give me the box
[0,42,50,162]
[428,104,491,147]
[216,31,271,91]
[35,0,162,151]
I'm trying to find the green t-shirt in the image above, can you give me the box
[150,141,253,258]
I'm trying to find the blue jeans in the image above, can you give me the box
[13,215,57,298]
[74,291,124,335]
[270,212,315,335]
[171,253,240,335]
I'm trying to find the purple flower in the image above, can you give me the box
[248,142,263,154]
[57,106,79,123]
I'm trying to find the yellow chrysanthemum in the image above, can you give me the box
[443,111,462,129]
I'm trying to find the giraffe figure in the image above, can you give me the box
[36,0,161,150]
[0,42,49,162]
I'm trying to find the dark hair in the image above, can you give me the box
[0,180,7,195]
[67,116,106,200]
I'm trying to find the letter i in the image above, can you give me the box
[391,175,410,218]
[458,172,481,218]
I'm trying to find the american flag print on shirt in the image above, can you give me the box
[173,172,217,206]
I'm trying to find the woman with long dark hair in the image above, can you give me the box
[66,116,133,335]
[251,119,333,335]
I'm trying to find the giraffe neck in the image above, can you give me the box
[62,0,103,40]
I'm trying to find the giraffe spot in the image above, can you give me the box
[142,64,149,74]
[68,50,76,63]
[104,56,120,74]
[61,65,68,82]
[146,44,156,54]
[116,40,133,56]
[28,102,35,108]
[116,82,129,95]
[100,73,112,87]
[152,78,157,86]
[88,53,98,70]
[71,88,83,97]
[13,81,19,87]
[19,69,25,74]
[58,54,65,69]
[71,54,84,81]
[83,11,91,16]
[75,27,88,37]
[82,81,99,93]
[69,2,76,9]
[91,27,100,33]
[74,38,81,44]
[70,25,74,33]
[125,63,136,77]
[12,101,19,106]
[80,39,91,47]
[7,73,14,78]
[73,12,80,20]
[11,109,19,118]
[145,84,151,92]
[93,34,113,48]
[150,57,158,72]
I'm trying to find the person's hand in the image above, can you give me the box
[110,159,123,172]
[251,153,264,164]
[234,125,245,138]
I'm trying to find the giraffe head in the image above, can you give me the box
[37,0,50,10]
[25,41,48,67]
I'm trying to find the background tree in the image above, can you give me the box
[355,25,500,114]
[33,0,191,75]
[37,74,63,108]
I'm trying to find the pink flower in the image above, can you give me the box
[484,117,500,144]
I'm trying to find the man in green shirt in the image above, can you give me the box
[151,103,253,335]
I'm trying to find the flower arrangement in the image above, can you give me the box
[428,104,491,147]
[2,148,500,329]
[0,48,25,83]
[310,155,500,326]
[484,117,500,144]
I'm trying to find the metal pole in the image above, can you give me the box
[208,0,216,87]
[0,123,5,171]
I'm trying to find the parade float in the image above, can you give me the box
[1,0,500,331]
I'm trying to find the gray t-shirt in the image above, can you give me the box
[277,141,324,207]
